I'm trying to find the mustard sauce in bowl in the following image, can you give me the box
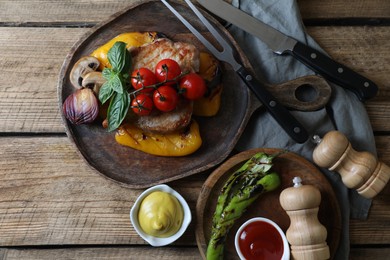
[130,184,191,246]
[138,191,183,238]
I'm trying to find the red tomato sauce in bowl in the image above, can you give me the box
[235,217,289,260]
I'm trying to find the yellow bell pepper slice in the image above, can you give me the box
[115,121,202,157]
[194,52,223,117]
[91,32,159,70]
[193,85,222,117]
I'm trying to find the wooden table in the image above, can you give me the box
[0,0,389,259]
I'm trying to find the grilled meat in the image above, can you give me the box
[130,38,200,73]
[133,99,193,134]
[129,37,200,134]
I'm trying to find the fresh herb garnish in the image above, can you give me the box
[107,91,130,132]
[98,41,132,131]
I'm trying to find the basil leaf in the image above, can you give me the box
[107,92,130,132]
[110,74,124,94]
[103,41,132,131]
[107,41,131,74]
[122,50,132,74]
[98,81,114,104]
[102,68,114,80]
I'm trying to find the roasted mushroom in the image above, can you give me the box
[70,56,100,88]
[82,71,106,95]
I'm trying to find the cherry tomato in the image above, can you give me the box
[131,94,154,116]
[153,85,178,112]
[155,59,181,84]
[131,68,157,93]
[179,73,207,100]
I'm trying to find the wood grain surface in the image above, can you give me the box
[0,0,389,24]
[0,0,389,259]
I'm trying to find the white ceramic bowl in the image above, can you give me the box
[235,217,290,260]
[130,184,192,247]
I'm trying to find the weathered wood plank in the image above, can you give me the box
[0,136,202,246]
[0,246,388,259]
[306,26,390,132]
[350,182,390,244]
[0,136,388,246]
[297,0,390,20]
[0,26,389,133]
[0,0,132,24]
[366,101,390,132]
[0,0,389,25]
[307,26,390,100]
[0,27,86,133]
[0,0,388,258]
[350,247,390,260]
[0,247,201,260]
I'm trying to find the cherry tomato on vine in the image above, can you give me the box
[131,68,157,93]
[153,85,178,112]
[155,59,181,84]
[179,73,207,100]
[131,94,154,116]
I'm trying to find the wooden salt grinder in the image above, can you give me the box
[312,130,390,199]
[279,177,330,260]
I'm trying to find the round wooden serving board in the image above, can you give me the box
[57,0,255,188]
[196,148,341,260]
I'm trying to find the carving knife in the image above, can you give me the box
[197,0,378,101]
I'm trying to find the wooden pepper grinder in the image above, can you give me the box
[312,130,390,199]
[279,177,330,260]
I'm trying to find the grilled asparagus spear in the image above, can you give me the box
[206,152,282,260]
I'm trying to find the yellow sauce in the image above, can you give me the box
[138,191,184,238]
[115,120,202,157]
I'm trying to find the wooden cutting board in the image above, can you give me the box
[196,148,341,260]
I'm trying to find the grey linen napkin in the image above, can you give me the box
[227,0,377,259]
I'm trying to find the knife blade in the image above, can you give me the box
[197,0,378,101]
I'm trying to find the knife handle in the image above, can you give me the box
[237,67,308,143]
[290,41,378,101]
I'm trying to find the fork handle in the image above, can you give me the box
[237,67,309,143]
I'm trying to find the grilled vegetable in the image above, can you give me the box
[193,52,222,117]
[91,32,161,70]
[206,152,283,260]
[115,120,202,157]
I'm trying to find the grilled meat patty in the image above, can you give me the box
[129,38,200,134]
[130,38,200,73]
[133,99,193,134]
